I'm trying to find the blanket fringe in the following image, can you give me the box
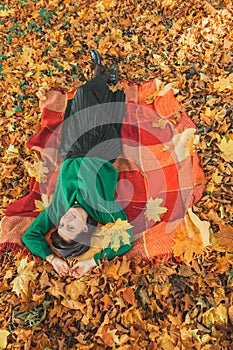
[0,242,22,256]
[0,243,35,260]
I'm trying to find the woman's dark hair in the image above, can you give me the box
[51,215,98,258]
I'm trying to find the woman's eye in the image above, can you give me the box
[67,225,74,230]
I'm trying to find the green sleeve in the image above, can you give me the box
[22,163,75,259]
[93,234,133,265]
[22,208,55,259]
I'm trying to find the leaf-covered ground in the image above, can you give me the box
[0,0,233,349]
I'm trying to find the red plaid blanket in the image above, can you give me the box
[0,80,206,260]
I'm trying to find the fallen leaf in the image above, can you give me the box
[34,194,53,212]
[100,294,114,310]
[101,218,132,252]
[213,75,233,91]
[61,299,86,311]
[11,258,38,297]
[202,304,228,327]
[24,160,49,183]
[122,287,136,305]
[65,280,87,300]
[145,197,168,223]
[211,223,233,252]
[0,330,10,349]
[217,137,233,162]
[173,227,204,264]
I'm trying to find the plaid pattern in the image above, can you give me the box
[0,80,206,260]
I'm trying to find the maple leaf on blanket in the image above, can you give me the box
[101,219,132,252]
[145,78,179,104]
[34,194,53,212]
[24,160,49,183]
[11,258,38,298]
[145,197,168,223]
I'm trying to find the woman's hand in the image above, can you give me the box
[70,258,97,278]
[46,254,70,277]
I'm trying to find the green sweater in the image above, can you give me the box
[22,157,133,264]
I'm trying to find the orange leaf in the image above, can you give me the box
[123,287,136,305]
[104,259,121,280]
[101,294,114,310]
[101,325,114,347]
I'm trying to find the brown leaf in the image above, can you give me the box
[39,270,52,289]
[212,223,233,252]
[118,256,131,276]
[61,299,86,311]
[65,280,87,300]
[122,287,136,306]
[104,259,121,280]
[47,281,66,298]
[100,294,114,310]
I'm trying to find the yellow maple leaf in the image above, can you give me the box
[200,107,217,120]
[101,218,132,252]
[145,79,179,104]
[106,329,121,345]
[206,182,215,193]
[11,258,38,297]
[6,144,19,154]
[212,169,223,185]
[152,118,169,129]
[36,82,50,101]
[213,75,233,91]
[145,197,168,223]
[65,280,87,300]
[24,160,49,183]
[202,304,228,327]
[0,330,10,349]
[34,194,53,212]
[145,91,158,104]
[217,137,233,162]
[0,8,15,17]
[173,227,204,264]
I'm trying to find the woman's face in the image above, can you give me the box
[58,207,88,242]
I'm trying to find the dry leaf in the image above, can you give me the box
[202,304,228,327]
[122,287,136,305]
[213,76,233,91]
[173,227,205,264]
[211,223,233,252]
[217,137,233,162]
[24,160,49,183]
[65,280,87,300]
[34,194,53,212]
[101,218,132,252]
[145,197,168,223]
[0,330,10,349]
[145,79,179,104]
[152,118,169,129]
[11,258,38,297]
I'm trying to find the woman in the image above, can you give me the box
[22,50,133,278]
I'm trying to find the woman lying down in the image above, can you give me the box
[22,50,133,278]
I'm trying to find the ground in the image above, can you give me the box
[0,0,233,349]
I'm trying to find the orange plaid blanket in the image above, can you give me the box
[0,79,206,260]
